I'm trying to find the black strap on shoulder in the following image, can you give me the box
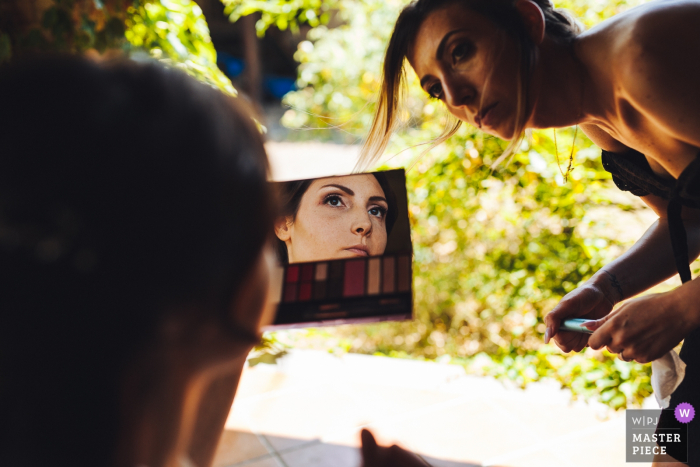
[667,199,692,283]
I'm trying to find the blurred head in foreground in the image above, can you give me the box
[0,56,274,467]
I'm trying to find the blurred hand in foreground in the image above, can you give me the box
[360,429,432,467]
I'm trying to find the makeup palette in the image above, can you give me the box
[266,169,413,329]
[267,254,412,328]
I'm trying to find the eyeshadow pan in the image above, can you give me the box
[286,265,299,283]
[301,263,314,282]
[298,282,312,301]
[367,258,381,295]
[343,259,366,297]
[315,262,328,281]
[313,281,327,300]
[283,282,297,302]
[397,255,411,292]
[382,256,395,293]
[328,261,344,298]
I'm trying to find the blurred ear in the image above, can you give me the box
[274,217,292,242]
[515,0,545,45]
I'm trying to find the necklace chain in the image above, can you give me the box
[554,45,585,183]
[554,124,578,182]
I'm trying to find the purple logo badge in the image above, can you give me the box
[675,403,695,424]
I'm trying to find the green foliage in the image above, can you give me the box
[125,0,235,94]
[1,0,233,95]
[249,0,655,408]
[222,0,339,36]
[249,334,289,367]
[1,0,128,58]
[466,347,652,410]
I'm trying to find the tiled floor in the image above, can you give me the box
[211,350,649,467]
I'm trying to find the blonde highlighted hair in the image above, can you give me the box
[356,0,582,172]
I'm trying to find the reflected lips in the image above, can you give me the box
[345,245,369,256]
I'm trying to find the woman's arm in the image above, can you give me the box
[545,194,700,352]
[594,194,700,301]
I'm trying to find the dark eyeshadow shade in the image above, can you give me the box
[313,281,327,300]
[328,260,344,298]
[283,282,298,302]
[301,263,314,282]
[397,255,411,292]
[382,256,395,293]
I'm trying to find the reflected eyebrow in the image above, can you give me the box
[420,29,467,89]
[321,184,354,196]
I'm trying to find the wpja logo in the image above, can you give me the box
[626,404,691,463]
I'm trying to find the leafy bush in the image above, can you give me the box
[0,0,232,94]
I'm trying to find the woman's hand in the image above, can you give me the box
[586,289,699,363]
[544,278,617,353]
[360,429,431,467]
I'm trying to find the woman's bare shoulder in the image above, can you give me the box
[608,1,700,147]
[610,1,700,78]
[585,1,700,58]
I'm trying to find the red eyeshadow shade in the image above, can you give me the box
[343,259,366,297]
[298,282,312,301]
[301,264,314,282]
[286,265,299,283]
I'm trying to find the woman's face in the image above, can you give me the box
[278,174,389,263]
[408,3,522,139]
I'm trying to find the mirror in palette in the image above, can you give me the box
[268,169,413,329]
[273,170,411,264]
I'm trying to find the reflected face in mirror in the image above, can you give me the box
[276,174,389,263]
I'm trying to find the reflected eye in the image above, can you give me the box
[368,206,387,219]
[324,194,345,207]
[451,41,474,65]
[427,82,443,99]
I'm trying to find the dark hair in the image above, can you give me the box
[275,173,398,263]
[0,56,274,467]
[357,0,582,170]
